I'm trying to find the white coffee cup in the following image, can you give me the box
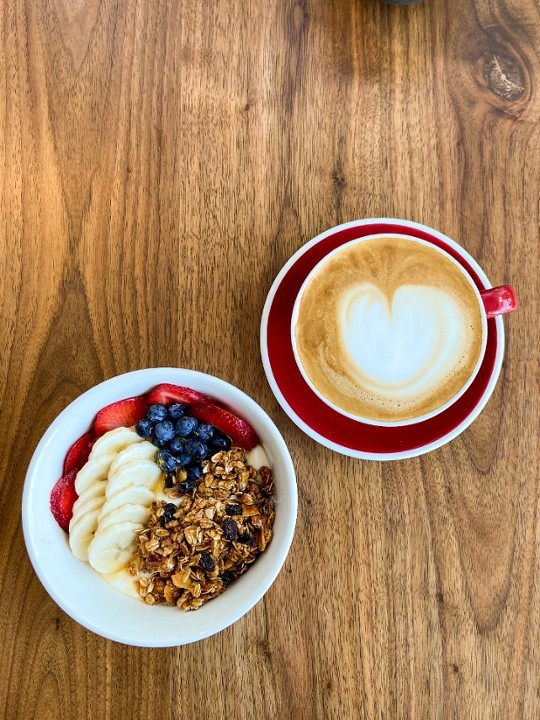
[291,233,516,427]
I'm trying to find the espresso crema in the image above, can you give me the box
[293,237,485,422]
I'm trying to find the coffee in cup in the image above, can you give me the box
[291,235,488,424]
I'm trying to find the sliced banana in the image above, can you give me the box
[105,459,162,498]
[72,480,108,512]
[97,503,149,533]
[75,453,117,494]
[89,427,143,460]
[99,486,154,520]
[88,521,144,574]
[69,427,164,579]
[69,509,102,561]
[108,441,157,479]
[101,570,139,599]
[70,495,106,526]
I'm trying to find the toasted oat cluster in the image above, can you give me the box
[130,447,275,611]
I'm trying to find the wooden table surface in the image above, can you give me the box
[2,0,539,718]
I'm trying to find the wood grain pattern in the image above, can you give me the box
[1,0,539,718]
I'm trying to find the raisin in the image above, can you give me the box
[199,553,215,572]
[164,473,176,488]
[160,503,177,526]
[220,570,234,584]
[225,504,242,516]
[177,477,198,494]
[222,517,239,541]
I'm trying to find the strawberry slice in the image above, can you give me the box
[93,395,147,436]
[191,402,259,450]
[145,383,213,407]
[63,431,95,474]
[50,470,78,532]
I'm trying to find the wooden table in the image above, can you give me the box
[2,0,538,718]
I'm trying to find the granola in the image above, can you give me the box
[130,446,275,611]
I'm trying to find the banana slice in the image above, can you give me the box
[70,427,162,575]
[101,570,139,599]
[70,495,106,527]
[105,459,162,498]
[69,509,102,561]
[97,503,149,533]
[89,427,143,460]
[72,480,108,510]
[75,453,117,494]
[88,521,144,574]
[99,486,154,520]
[109,441,157,479]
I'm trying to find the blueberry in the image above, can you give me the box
[238,533,254,546]
[168,403,188,420]
[177,477,198,494]
[184,439,208,462]
[154,420,175,444]
[220,570,234,584]
[160,502,177,527]
[199,553,215,572]
[186,464,202,481]
[168,436,185,456]
[211,432,231,451]
[194,443,209,461]
[175,450,195,467]
[147,404,168,422]
[195,423,215,442]
[136,418,153,439]
[175,415,198,437]
[156,450,177,473]
[222,518,239,541]
[226,504,242,516]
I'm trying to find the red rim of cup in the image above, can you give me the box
[261,220,504,460]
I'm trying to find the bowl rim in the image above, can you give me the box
[22,367,297,646]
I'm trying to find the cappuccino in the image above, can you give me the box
[292,236,485,423]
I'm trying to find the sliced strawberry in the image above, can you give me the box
[50,470,78,532]
[145,383,213,408]
[191,402,259,450]
[63,431,95,474]
[93,395,147,436]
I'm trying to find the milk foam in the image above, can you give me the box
[339,284,470,402]
[294,236,485,422]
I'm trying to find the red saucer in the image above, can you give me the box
[260,220,504,460]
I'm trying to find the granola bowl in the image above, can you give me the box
[22,368,297,647]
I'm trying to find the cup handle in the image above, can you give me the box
[480,285,519,318]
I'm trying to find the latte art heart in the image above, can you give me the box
[340,284,469,401]
[293,236,485,423]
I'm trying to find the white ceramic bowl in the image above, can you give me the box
[22,368,297,647]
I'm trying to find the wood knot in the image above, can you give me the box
[258,639,272,660]
[293,0,310,29]
[483,52,525,101]
[451,664,460,674]
[331,171,346,189]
